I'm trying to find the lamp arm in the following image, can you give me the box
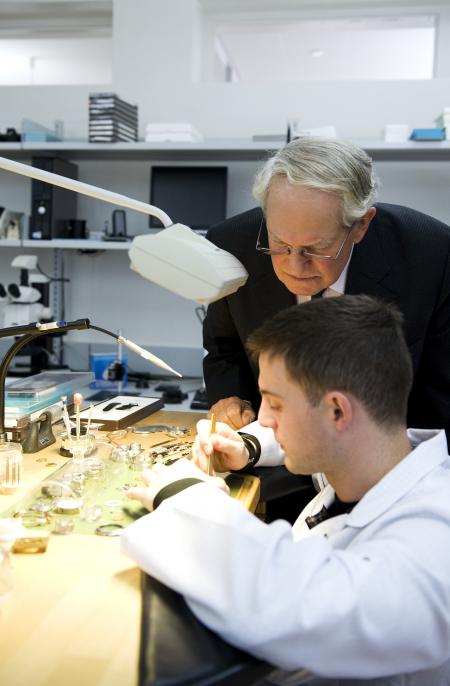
[89,325,181,377]
[0,156,173,228]
[0,155,249,304]
[0,319,89,339]
[0,319,91,441]
[0,334,36,440]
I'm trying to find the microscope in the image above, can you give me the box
[1,255,52,375]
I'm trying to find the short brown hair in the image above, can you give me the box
[247,295,412,428]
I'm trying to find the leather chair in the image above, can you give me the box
[139,572,273,686]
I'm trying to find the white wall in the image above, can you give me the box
[3,77,450,141]
[1,0,450,376]
[2,0,450,140]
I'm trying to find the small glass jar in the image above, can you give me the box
[128,452,153,471]
[54,496,82,515]
[53,518,75,535]
[0,442,23,494]
[82,457,105,480]
[83,504,103,522]
[110,443,142,462]
[105,499,125,521]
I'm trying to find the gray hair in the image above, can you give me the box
[253,137,379,227]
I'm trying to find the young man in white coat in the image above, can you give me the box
[122,295,450,685]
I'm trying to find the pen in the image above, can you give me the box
[208,413,216,476]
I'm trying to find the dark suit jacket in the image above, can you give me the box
[203,203,450,443]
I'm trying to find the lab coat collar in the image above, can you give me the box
[344,428,448,529]
[305,429,447,534]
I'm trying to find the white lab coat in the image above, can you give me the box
[121,429,450,684]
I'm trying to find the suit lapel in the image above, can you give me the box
[251,264,296,321]
[346,225,394,299]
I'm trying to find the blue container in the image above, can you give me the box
[409,128,445,141]
[89,353,128,389]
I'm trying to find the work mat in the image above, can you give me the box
[2,442,256,536]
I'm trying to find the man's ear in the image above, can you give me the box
[323,391,353,432]
[353,206,376,244]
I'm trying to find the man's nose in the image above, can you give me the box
[258,407,275,430]
[285,252,311,272]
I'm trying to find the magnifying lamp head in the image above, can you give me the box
[129,224,248,304]
[0,155,248,304]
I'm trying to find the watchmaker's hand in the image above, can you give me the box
[192,418,250,474]
[207,396,256,430]
[126,458,229,511]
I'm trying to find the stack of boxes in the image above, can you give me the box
[89,93,138,143]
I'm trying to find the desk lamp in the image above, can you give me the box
[0,156,248,304]
[0,155,248,444]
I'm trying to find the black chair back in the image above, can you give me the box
[139,572,273,686]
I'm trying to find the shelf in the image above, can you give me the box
[0,239,21,247]
[0,139,280,162]
[1,139,450,162]
[352,139,450,161]
[1,238,132,250]
[24,238,132,250]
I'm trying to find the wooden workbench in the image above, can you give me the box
[0,411,260,686]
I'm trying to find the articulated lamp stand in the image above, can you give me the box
[0,318,180,445]
[0,154,247,438]
[0,156,248,304]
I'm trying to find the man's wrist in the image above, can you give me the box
[235,432,261,470]
[153,478,203,510]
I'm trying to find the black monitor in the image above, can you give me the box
[149,166,227,231]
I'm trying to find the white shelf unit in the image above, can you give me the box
[0,239,131,249]
[1,138,450,162]
[0,239,21,247]
[0,138,450,251]
[25,239,131,250]
[0,139,279,162]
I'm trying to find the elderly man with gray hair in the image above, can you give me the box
[203,137,450,491]
[203,137,450,522]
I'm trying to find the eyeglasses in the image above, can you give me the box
[255,219,355,261]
